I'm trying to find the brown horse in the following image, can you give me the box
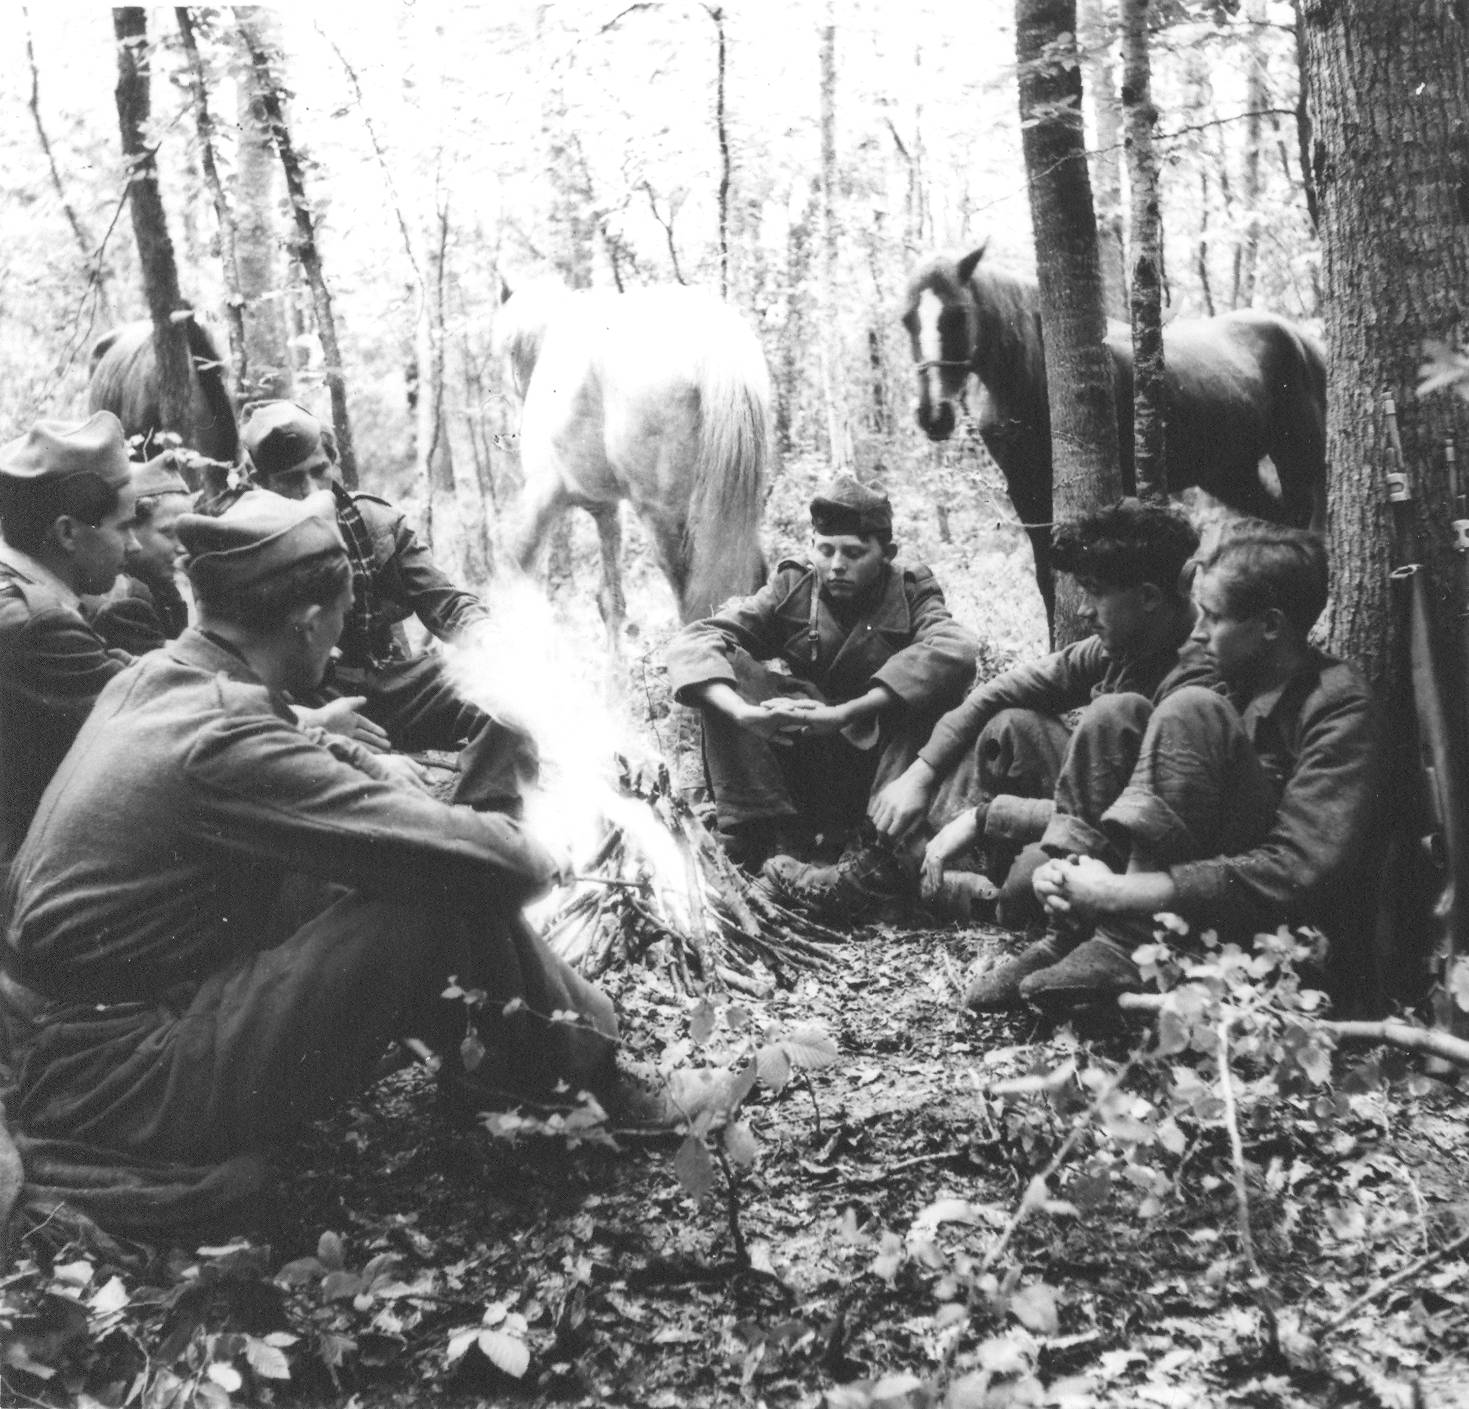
[902,247,1326,625]
[87,317,239,478]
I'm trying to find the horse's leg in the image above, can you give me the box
[588,503,626,653]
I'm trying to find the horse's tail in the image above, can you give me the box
[679,309,770,620]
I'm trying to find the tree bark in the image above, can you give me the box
[1121,0,1166,502]
[233,6,292,399]
[237,9,357,486]
[705,4,731,300]
[176,8,243,403]
[113,7,193,445]
[1016,0,1123,644]
[1080,0,1127,319]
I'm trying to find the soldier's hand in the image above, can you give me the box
[919,809,981,899]
[298,696,392,753]
[870,767,937,842]
[376,752,432,795]
[761,698,844,736]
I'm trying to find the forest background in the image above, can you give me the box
[0,0,1318,671]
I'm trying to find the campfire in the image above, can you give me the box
[541,757,841,995]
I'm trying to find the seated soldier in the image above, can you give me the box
[0,412,139,868]
[664,474,977,916]
[870,500,1212,929]
[241,400,536,815]
[0,491,721,1229]
[88,451,193,655]
[977,521,1379,1014]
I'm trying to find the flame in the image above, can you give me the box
[443,577,694,928]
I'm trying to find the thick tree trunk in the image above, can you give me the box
[232,6,291,400]
[1016,0,1123,645]
[1121,0,1166,501]
[238,10,357,486]
[1302,0,1469,1022]
[1080,0,1127,319]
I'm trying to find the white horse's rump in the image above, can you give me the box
[496,282,770,637]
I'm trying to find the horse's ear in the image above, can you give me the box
[956,243,989,285]
[500,277,514,305]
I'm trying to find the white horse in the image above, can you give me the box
[495,280,770,640]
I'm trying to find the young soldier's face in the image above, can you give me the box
[130,492,190,583]
[1190,567,1270,687]
[1076,577,1153,657]
[811,532,892,598]
[71,485,140,596]
[263,458,335,502]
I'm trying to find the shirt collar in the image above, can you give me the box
[0,541,81,611]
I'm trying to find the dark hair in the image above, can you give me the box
[812,521,894,550]
[196,551,352,632]
[0,474,122,555]
[1050,498,1199,598]
[1196,520,1328,638]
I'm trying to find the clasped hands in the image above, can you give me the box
[738,695,849,743]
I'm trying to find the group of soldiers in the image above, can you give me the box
[0,401,1379,1230]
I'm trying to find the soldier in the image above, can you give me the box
[665,474,978,918]
[991,522,1380,1014]
[0,411,138,867]
[241,401,535,815]
[869,500,1213,935]
[0,491,723,1228]
[88,451,194,655]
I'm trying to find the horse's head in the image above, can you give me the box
[900,246,986,441]
[492,276,575,405]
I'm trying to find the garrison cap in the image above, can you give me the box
[241,401,331,482]
[0,411,131,492]
[180,488,345,593]
[809,473,893,538]
[131,451,193,501]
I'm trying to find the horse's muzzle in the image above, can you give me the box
[916,397,956,441]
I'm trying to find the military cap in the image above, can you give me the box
[0,411,131,492]
[180,488,345,593]
[240,401,331,481]
[131,452,193,501]
[809,473,893,538]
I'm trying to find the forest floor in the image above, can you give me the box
[8,915,1469,1409]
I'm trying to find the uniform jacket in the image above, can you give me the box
[3,629,557,1004]
[335,493,490,669]
[0,560,131,865]
[1168,649,1380,936]
[918,625,1214,778]
[665,558,977,714]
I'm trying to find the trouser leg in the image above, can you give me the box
[1041,693,1155,863]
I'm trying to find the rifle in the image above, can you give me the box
[1383,393,1468,1032]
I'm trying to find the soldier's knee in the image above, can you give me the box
[1075,691,1152,739]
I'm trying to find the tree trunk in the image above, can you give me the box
[176,8,244,403]
[1231,0,1268,308]
[706,4,731,300]
[1016,0,1123,645]
[1302,0,1469,1021]
[237,10,357,486]
[233,6,292,400]
[113,8,193,445]
[1121,0,1166,502]
[1080,0,1127,319]
[818,4,849,469]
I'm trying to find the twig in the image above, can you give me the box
[712,1144,749,1269]
[1322,1224,1469,1335]
[1218,1018,1279,1350]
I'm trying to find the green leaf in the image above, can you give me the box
[674,1132,717,1205]
[689,998,717,1045]
[206,1361,243,1393]
[460,1031,486,1072]
[244,1336,292,1381]
[322,1270,363,1301]
[317,1230,345,1269]
[756,1044,793,1091]
[477,1325,530,1378]
[1008,1281,1059,1336]
[777,1023,839,1070]
[723,1119,759,1169]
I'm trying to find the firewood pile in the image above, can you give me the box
[541,758,842,994]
